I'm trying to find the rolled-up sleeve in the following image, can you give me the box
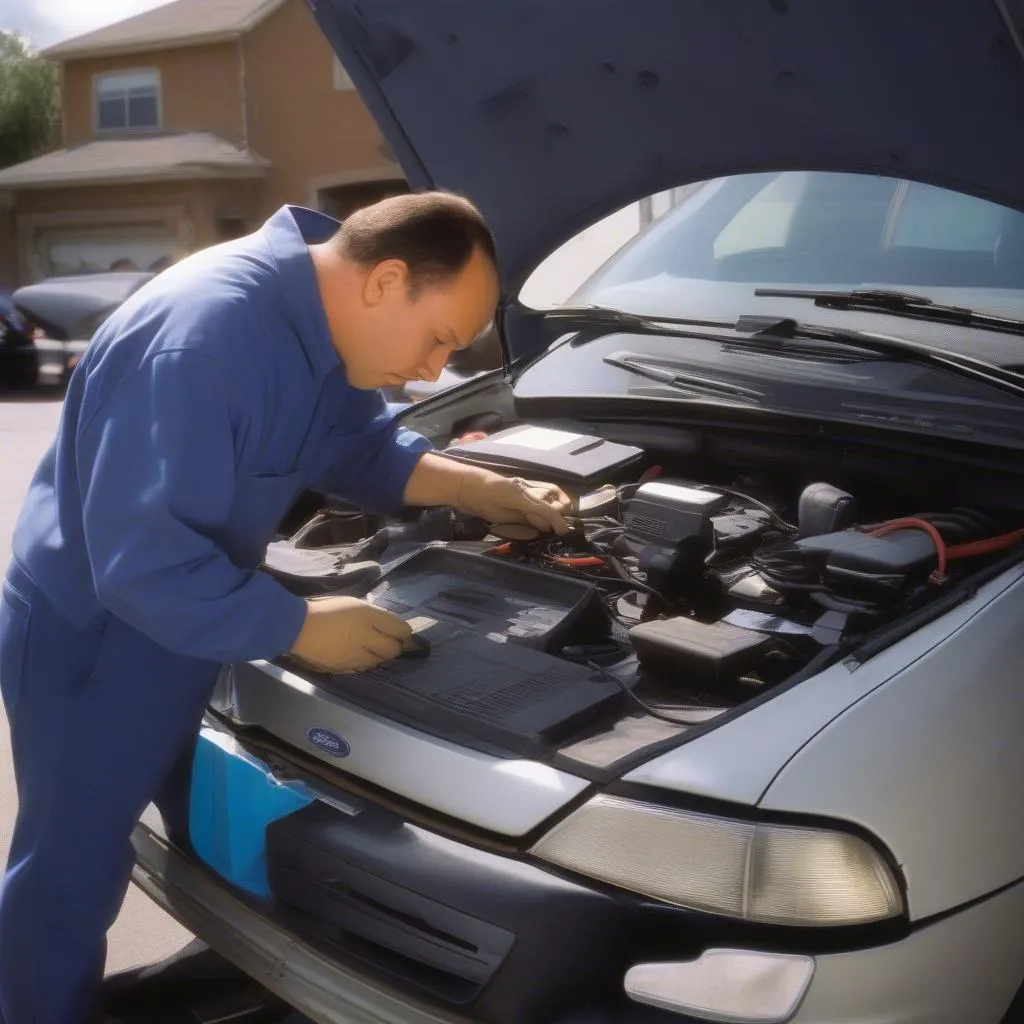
[76,350,308,663]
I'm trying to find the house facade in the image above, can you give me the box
[0,0,408,286]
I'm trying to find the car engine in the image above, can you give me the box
[261,423,1024,762]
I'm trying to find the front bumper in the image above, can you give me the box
[131,824,463,1024]
[131,814,1024,1024]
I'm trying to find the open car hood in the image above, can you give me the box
[13,272,153,341]
[310,0,1024,360]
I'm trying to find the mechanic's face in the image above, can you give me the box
[347,246,499,390]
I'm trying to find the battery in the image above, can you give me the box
[628,615,774,688]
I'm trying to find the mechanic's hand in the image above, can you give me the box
[289,595,412,674]
[455,471,572,539]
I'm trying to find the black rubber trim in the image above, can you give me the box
[909,869,1024,932]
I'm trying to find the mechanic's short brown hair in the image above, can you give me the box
[334,190,498,295]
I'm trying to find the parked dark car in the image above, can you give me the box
[0,289,39,389]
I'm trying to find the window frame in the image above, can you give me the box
[93,67,163,134]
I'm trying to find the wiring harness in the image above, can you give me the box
[753,508,1024,614]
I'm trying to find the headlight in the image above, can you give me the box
[532,795,903,927]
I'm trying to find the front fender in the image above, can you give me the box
[760,565,1024,920]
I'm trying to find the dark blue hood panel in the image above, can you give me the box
[310,0,1024,346]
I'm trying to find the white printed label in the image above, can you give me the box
[404,615,438,632]
[493,426,582,451]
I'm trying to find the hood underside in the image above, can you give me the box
[311,0,1024,316]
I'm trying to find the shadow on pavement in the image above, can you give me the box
[101,940,309,1023]
[0,386,65,404]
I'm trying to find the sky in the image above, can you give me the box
[0,0,166,50]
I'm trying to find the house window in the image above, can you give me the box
[333,56,354,90]
[95,69,161,132]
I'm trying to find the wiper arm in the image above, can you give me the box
[754,288,1024,338]
[736,314,1024,401]
[546,304,861,360]
[543,304,732,340]
[603,352,763,401]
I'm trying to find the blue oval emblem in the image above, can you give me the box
[306,727,350,758]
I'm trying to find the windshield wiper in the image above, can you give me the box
[735,314,1024,400]
[754,288,1024,338]
[544,303,1024,401]
[544,304,838,358]
[603,352,763,402]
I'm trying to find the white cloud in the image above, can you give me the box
[2,0,167,49]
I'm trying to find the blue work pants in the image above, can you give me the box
[0,561,217,1023]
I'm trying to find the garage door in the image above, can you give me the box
[32,223,183,279]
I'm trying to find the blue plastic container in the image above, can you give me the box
[188,727,315,899]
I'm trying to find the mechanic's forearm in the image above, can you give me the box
[402,451,496,509]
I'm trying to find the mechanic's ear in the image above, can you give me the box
[364,259,409,307]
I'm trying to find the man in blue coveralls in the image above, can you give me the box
[0,192,572,1023]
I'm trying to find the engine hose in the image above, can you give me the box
[867,517,948,578]
[946,526,1024,561]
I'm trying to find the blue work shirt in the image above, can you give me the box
[11,206,432,664]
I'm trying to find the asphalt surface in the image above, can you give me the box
[0,388,197,976]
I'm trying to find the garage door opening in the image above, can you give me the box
[31,223,183,279]
[317,179,409,221]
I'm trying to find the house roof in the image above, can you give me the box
[0,132,271,189]
[41,0,289,60]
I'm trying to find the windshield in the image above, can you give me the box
[573,172,1024,331]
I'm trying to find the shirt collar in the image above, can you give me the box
[262,204,346,382]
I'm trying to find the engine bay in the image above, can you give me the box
[261,421,1024,766]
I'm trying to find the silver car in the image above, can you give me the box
[131,2,1024,1022]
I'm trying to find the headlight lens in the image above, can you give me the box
[532,795,903,926]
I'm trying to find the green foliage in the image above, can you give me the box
[0,32,60,170]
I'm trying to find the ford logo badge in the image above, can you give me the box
[306,727,350,758]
